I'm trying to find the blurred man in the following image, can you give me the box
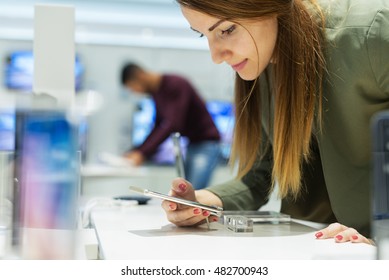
[121,63,221,190]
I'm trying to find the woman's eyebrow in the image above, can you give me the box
[208,19,225,31]
[189,19,226,34]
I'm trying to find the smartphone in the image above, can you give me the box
[14,110,79,258]
[371,110,389,259]
[371,111,389,220]
[113,195,150,205]
[129,186,223,216]
[15,110,79,229]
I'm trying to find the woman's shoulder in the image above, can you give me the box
[318,0,389,30]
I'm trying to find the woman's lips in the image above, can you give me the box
[231,59,248,71]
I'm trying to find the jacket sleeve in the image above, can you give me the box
[207,137,274,211]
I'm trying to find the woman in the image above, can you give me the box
[162,0,389,245]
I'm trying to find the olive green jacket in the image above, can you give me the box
[208,0,389,236]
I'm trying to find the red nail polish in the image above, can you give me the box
[212,217,218,222]
[203,211,210,216]
[315,232,323,238]
[352,235,358,240]
[193,208,200,215]
[168,203,175,210]
[336,235,343,241]
[178,183,186,192]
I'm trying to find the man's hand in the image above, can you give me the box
[124,150,145,166]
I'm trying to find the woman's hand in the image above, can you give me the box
[314,222,374,245]
[161,178,221,226]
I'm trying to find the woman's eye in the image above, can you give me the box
[221,25,236,36]
[190,27,205,38]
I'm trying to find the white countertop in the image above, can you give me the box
[90,199,377,260]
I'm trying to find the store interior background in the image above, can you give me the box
[0,0,279,209]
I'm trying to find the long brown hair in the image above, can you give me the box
[176,0,326,199]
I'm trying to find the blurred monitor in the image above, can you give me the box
[131,97,234,165]
[4,50,84,93]
[77,117,89,163]
[0,110,16,151]
[206,100,235,161]
[0,109,88,163]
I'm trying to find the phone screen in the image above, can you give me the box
[15,110,79,229]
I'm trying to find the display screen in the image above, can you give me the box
[131,98,234,165]
[4,50,84,92]
[0,109,88,163]
[15,110,79,229]
[1,50,86,153]
[0,110,16,151]
[206,100,235,161]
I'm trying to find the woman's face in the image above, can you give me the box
[181,6,278,81]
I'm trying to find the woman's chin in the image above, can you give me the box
[236,71,259,81]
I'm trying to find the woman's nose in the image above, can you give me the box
[208,40,231,64]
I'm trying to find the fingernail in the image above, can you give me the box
[352,235,358,240]
[212,217,218,222]
[315,232,323,238]
[336,235,343,241]
[168,203,175,210]
[202,210,210,216]
[178,183,186,192]
[193,208,201,215]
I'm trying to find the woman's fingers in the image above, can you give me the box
[162,178,221,227]
[315,222,373,245]
[315,222,349,240]
[332,227,359,243]
[169,178,197,202]
[163,202,212,226]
